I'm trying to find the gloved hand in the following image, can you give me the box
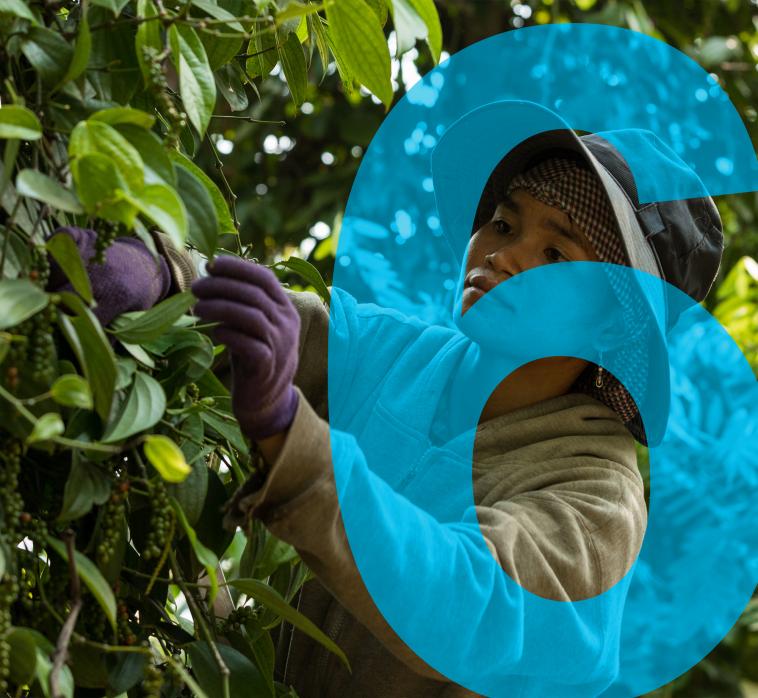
[191,256,301,442]
[46,227,172,327]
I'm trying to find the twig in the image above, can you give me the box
[169,551,230,698]
[50,530,82,698]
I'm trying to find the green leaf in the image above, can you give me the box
[90,107,155,129]
[231,578,351,671]
[167,425,208,526]
[406,0,441,62]
[116,124,176,187]
[364,0,388,25]
[51,374,94,410]
[326,0,392,108]
[245,27,278,80]
[168,150,236,236]
[0,0,38,23]
[170,496,219,602]
[0,279,48,330]
[0,105,42,141]
[60,11,91,84]
[144,435,192,483]
[48,537,117,630]
[115,356,137,391]
[278,31,307,107]
[17,169,84,214]
[69,120,145,194]
[58,456,112,521]
[102,371,166,443]
[70,152,136,226]
[27,413,64,444]
[46,231,93,303]
[20,27,73,85]
[273,257,330,305]
[124,183,188,250]
[388,0,427,56]
[175,165,218,257]
[135,0,162,85]
[56,291,118,421]
[90,0,130,15]
[169,24,216,138]
[200,410,247,454]
[191,0,245,33]
[111,291,196,344]
[8,627,38,686]
[187,642,269,698]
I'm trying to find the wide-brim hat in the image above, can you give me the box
[431,100,715,446]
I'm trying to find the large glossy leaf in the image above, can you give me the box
[175,165,219,257]
[70,152,137,226]
[51,374,94,410]
[17,169,84,214]
[245,27,278,80]
[111,291,196,344]
[69,120,144,193]
[187,642,269,698]
[231,578,351,671]
[326,0,392,108]
[0,105,42,140]
[0,279,48,330]
[191,0,244,32]
[169,150,236,236]
[404,0,441,62]
[388,0,427,55]
[7,627,38,686]
[56,292,117,421]
[278,31,307,107]
[20,26,73,85]
[48,538,117,630]
[169,24,216,138]
[90,107,155,129]
[124,183,188,250]
[46,231,93,303]
[116,124,176,186]
[102,371,166,443]
[58,456,112,521]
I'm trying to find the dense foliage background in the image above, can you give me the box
[0,0,756,696]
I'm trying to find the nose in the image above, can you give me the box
[484,238,543,277]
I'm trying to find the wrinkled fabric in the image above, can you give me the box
[46,227,171,327]
[191,256,301,441]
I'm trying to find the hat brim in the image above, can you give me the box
[431,99,671,445]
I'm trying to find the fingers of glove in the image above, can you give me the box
[194,298,276,340]
[192,276,278,323]
[206,255,285,301]
[213,326,273,366]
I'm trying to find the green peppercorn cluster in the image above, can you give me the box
[143,483,172,561]
[142,45,187,148]
[220,605,256,634]
[142,662,164,697]
[0,438,24,541]
[92,221,119,265]
[116,601,137,646]
[97,481,129,567]
[0,575,20,695]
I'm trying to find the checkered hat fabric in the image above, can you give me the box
[479,156,652,444]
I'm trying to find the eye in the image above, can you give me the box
[492,219,512,236]
[545,247,569,263]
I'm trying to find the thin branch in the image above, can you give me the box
[169,552,230,698]
[50,530,82,698]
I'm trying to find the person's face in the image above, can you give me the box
[462,188,599,316]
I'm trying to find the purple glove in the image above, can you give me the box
[46,227,172,327]
[191,256,301,441]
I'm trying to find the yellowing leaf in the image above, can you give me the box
[144,435,192,483]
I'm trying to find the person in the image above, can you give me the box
[48,104,723,696]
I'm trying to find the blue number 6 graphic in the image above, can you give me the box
[326,25,758,696]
